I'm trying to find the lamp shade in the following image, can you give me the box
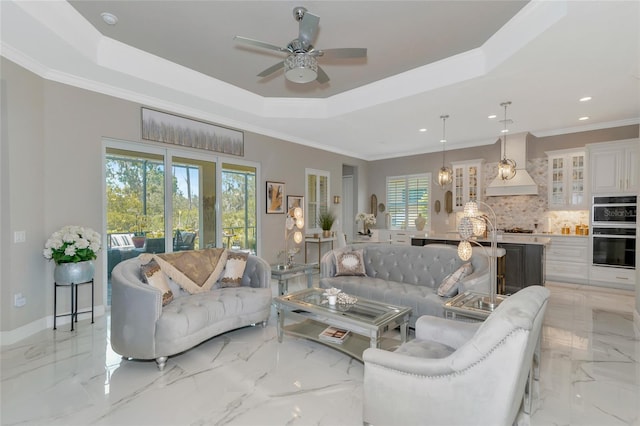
[457,240,473,261]
[472,217,486,237]
[293,231,303,244]
[293,207,303,219]
[463,201,479,217]
[458,217,474,240]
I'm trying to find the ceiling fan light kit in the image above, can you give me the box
[284,54,318,83]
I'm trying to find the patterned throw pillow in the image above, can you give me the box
[437,262,473,297]
[140,259,173,306]
[220,251,249,287]
[335,249,366,276]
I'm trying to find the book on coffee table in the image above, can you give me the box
[319,326,350,344]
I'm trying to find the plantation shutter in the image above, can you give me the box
[386,174,430,230]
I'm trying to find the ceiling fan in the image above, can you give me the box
[234,6,367,84]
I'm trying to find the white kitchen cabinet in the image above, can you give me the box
[377,230,411,245]
[545,235,589,284]
[546,149,587,210]
[451,159,484,211]
[589,139,638,194]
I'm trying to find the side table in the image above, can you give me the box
[304,236,335,266]
[271,263,316,295]
[443,291,508,322]
[54,279,94,331]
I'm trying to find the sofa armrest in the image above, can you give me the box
[241,255,271,289]
[414,315,480,349]
[110,258,163,360]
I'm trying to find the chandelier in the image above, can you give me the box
[497,101,516,180]
[437,114,453,187]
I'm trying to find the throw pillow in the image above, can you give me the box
[335,249,366,276]
[437,262,474,297]
[140,259,173,306]
[220,251,249,287]
[154,248,227,294]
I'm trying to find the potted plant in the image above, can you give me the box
[131,214,147,248]
[318,211,336,238]
[43,225,102,284]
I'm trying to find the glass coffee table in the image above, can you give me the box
[274,288,412,361]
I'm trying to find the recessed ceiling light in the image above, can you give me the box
[579,96,592,102]
[419,128,427,132]
[488,114,497,119]
[440,139,447,143]
[579,116,590,121]
[101,12,118,25]
[501,129,509,133]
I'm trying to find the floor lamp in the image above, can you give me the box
[457,200,501,310]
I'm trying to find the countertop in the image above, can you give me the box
[412,232,552,246]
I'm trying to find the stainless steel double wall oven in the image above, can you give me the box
[591,195,637,270]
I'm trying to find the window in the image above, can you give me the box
[221,163,257,252]
[305,168,330,233]
[386,173,431,230]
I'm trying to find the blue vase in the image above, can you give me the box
[54,260,95,285]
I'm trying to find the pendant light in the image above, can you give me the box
[437,114,453,187]
[497,101,516,180]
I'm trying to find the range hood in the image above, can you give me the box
[485,132,538,196]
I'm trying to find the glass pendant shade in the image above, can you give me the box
[459,217,474,240]
[293,207,303,219]
[293,231,303,244]
[498,157,517,180]
[437,166,453,186]
[457,240,473,261]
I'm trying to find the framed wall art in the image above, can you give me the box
[266,181,285,214]
[287,195,304,218]
[141,107,244,156]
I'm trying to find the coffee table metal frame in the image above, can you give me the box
[274,287,411,361]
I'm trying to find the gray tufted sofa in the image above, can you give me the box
[320,244,490,326]
[110,254,272,370]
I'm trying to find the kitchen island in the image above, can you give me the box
[412,233,550,295]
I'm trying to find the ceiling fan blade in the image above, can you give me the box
[316,48,367,59]
[316,66,330,84]
[257,61,284,78]
[234,36,288,53]
[298,11,319,48]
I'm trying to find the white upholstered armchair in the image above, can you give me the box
[362,285,549,426]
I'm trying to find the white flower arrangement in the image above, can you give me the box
[43,225,101,264]
[355,212,376,225]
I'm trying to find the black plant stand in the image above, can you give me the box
[53,279,94,331]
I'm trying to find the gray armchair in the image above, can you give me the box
[362,285,550,426]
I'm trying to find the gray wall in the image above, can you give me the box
[0,58,367,337]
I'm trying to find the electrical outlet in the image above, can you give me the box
[14,293,26,307]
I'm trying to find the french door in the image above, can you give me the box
[104,140,259,304]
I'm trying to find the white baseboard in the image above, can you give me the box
[0,305,105,346]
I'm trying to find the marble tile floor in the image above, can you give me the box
[1,278,638,426]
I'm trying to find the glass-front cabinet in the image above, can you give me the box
[546,149,587,209]
[451,159,483,211]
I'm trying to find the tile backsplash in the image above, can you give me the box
[455,157,589,233]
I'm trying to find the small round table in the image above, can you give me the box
[53,279,94,331]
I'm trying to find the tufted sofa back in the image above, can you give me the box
[321,243,490,290]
